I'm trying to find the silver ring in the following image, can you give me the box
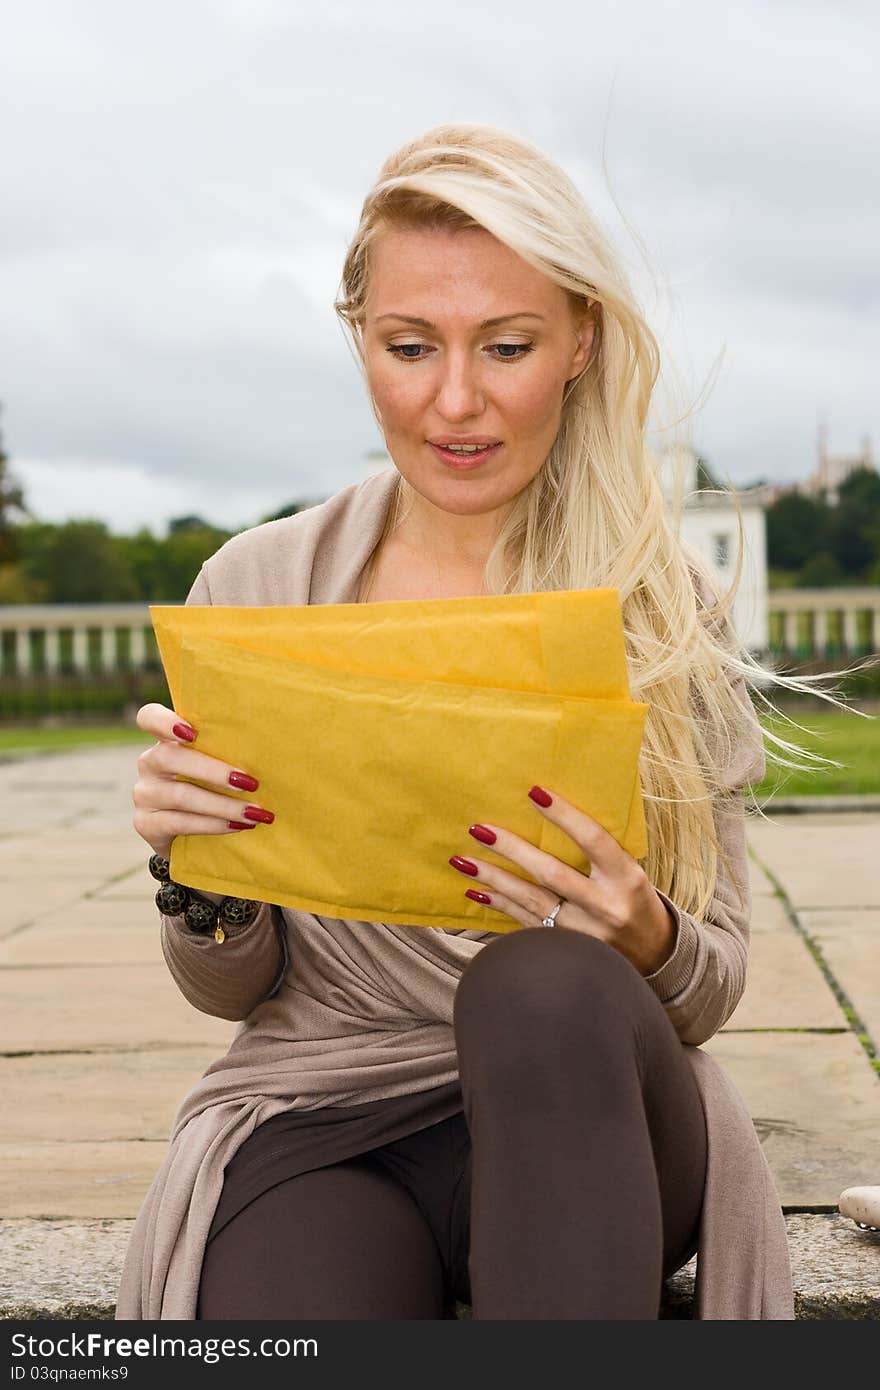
[541,898,564,928]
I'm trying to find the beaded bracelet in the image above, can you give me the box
[148,853,260,943]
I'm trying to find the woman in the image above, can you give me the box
[116,123,851,1321]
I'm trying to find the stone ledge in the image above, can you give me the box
[755,794,880,814]
[1,1213,878,1321]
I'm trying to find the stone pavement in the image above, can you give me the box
[1,744,878,1315]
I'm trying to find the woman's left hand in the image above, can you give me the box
[449,784,678,977]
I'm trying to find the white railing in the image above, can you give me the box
[768,587,880,656]
[1,589,879,677]
[0,604,160,676]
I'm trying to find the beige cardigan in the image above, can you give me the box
[115,466,794,1320]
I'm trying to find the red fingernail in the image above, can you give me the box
[228,820,257,829]
[449,855,479,876]
[465,889,492,905]
[173,722,197,742]
[528,785,553,807]
[229,770,259,792]
[243,805,274,824]
[468,824,496,845]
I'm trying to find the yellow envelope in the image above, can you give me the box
[150,588,649,932]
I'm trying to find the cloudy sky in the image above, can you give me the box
[1,0,877,536]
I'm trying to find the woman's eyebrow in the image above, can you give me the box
[375,312,547,328]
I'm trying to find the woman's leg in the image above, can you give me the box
[452,926,707,1320]
[196,1155,448,1320]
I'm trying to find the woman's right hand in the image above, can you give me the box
[132,703,275,861]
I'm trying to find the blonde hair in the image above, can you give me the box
[334,122,877,921]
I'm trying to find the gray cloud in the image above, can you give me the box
[1,0,877,533]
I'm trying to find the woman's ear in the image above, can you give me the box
[565,316,597,386]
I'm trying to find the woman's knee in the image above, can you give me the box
[454,925,651,1055]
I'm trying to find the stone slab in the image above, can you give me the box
[0,927,162,968]
[0,1144,170,1218]
[722,875,846,1029]
[704,1031,880,1206]
[748,893,798,935]
[2,1214,877,1320]
[747,814,880,911]
[722,927,846,1030]
[0,882,94,939]
[662,1213,880,1320]
[0,797,128,837]
[757,795,880,813]
[0,897,162,967]
[55,896,157,929]
[799,908,880,1049]
[0,964,234,1052]
[0,834,143,881]
[91,862,167,901]
[0,745,875,1250]
[0,1047,226,1144]
[0,1218,135,1319]
[747,852,777,901]
[784,1213,880,1315]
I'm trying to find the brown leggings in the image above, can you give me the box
[197,927,707,1320]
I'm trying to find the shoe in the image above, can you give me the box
[838,1185,880,1231]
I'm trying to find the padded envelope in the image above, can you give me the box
[150,587,649,932]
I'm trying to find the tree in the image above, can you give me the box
[168,514,215,534]
[18,520,138,602]
[695,454,721,490]
[259,501,307,523]
[799,552,842,587]
[116,527,166,599]
[766,492,831,571]
[0,402,33,565]
[829,467,880,579]
[10,521,56,600]
[161,526,232,599]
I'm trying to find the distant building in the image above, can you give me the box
[800,423,875,505]
[743,424,876,509]
[657,445,767,656]
[738,480,791,508]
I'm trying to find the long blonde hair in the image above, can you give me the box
[334,122,876,921]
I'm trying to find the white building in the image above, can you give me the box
[657,445,767,657]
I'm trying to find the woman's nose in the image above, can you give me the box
[433,354,485,417]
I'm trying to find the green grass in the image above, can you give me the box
[0,724,152,756]
[754,709,880,796]
[1,708,879,794]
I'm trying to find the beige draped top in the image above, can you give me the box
[115,466,794,1320]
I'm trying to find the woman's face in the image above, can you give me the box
[362,225,595,519]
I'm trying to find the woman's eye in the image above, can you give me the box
[385,343,534,363]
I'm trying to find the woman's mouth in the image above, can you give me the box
[428,442,502,469]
